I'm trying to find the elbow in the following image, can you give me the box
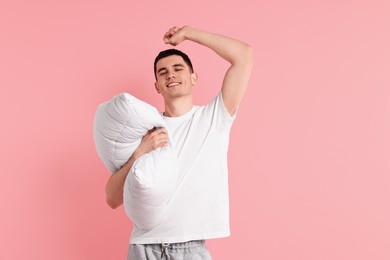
[234,44,254,66]
[106,196,121,209]
[105,187,123,209]
[245,44,254,64]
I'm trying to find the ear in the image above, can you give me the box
[154,82,161,94]
[191,73,198,85]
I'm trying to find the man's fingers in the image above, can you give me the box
[164,29,175,39]
[152,134,168,149]
[149,128,168,144]
[157,128,169,148]
[154,127,168,135]
[163,26,181,45]
[164,31,171,39]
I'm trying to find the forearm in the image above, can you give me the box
[183,26,253,65]
[104,128,168,209]
[163,25,253,114]
[105,154,138,209]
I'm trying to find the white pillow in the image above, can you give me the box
[93,93,178,229]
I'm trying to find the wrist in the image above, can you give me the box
[132,149,144,161]
[182,25,195,40]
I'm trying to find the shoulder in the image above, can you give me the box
[193,92,237,130]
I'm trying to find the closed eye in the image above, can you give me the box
[173,64,185,71]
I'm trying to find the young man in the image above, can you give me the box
[105,25,254,259]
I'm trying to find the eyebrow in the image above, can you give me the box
[173,64,185,68]
[157,64,185,74]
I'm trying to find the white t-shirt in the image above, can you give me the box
[130,92,236,244]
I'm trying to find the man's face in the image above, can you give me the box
[154,55,197,101]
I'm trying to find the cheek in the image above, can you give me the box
[156,79,163,87]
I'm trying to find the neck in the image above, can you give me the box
[163,96,193,117]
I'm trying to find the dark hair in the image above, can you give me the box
[154,49,194,79]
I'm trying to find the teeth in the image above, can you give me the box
[167,82,180,87]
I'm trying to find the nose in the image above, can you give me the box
[167,72,176,80]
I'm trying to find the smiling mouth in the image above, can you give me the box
[166,82,181,88]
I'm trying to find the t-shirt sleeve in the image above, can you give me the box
[205,92,237,132]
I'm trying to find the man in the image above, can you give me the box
[105,25,254,259]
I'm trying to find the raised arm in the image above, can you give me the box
[105,128,168,209]
[164,26,254,115]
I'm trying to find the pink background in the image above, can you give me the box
[1,0,389,259]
